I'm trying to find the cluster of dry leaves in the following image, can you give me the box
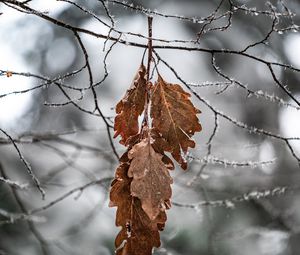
[109,63,202,254]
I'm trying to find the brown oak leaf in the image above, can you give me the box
[128,138,173,220]
[150,128,174,169]
[114,64,147,144]
[110,156,166,255]
[109,162,132,228]
[151,75,202,169]
[6,71,12,77]
[115,198,166,255]
[110,59,203,254]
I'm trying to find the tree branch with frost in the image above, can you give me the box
[173,186,291,209]
[0,130,45,198]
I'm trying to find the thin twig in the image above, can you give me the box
[30,177,113,214]
[0,165,50,255]
[0,129,45,198]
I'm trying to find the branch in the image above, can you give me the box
[30,177,113,214]
[0,176,28,189]
[173,186,291,209]
[0,165,50,255]
[0,129,45,198]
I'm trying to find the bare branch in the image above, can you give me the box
[30,177,112,214]
[0,176,28,189]
[173,186,291,208]
[0,129,45,198]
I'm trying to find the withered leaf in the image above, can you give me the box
[114,64,147,144]
[151,75,202,169]
[115,198,166,255]
[109,161,132,227]
[150,128,174,169]
[111,61,203,254]
[110,156,166,255]
[128,138,173,220]
[6,71,12,77]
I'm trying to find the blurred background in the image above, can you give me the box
[0,0,300,254]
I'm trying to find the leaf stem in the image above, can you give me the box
[146,16,153,81]
[142,16,153,132]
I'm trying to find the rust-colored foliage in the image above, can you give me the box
[114,64,147,144]
[151,75,202,169]
[110,159,166,255]
[110,63,202,254]
[6,71,12,77]
[128,138,173,220]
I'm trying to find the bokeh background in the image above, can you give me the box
[0,0,300,254]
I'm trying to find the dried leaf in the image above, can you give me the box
[150,128,174,169]
[115,198,166,255]
[151,75,202,169]
[111,61,203,254]
[6,71,12,77]
[109,162,132,226]
[110,156,166,255]
[114,64,147,144]
[128,138,173,220]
